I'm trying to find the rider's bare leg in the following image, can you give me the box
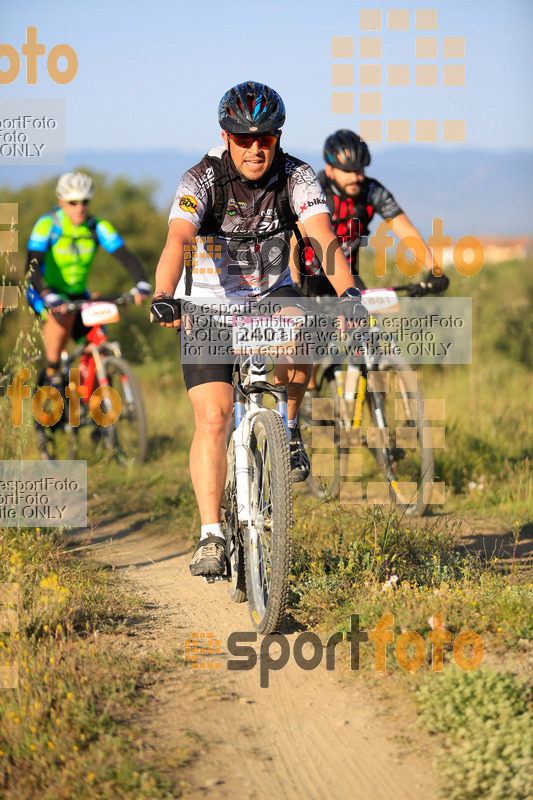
[42,312,75,364]
[307,363,320,391]
[188,381,233,526]
[274,360,309,421]
[272,303,310,420]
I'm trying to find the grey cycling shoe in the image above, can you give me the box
[189,534,226,577]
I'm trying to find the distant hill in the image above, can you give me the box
[2,147,532,238]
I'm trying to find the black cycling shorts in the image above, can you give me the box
[32,290,93,342]
[181,286,304,391]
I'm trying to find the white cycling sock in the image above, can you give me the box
[200,523,224,541]
[288,418,298,429]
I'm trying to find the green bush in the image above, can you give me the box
[418,668,533,800]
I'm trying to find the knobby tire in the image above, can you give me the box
[101,356,148,465]
[245,410,293,634]
[223,421,247,603]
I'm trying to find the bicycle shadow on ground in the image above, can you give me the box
[275,612,309,636]
[455,519,533,572]
[67,513,147,547]
[66,511,192,568]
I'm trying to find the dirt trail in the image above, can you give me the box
[83,514,437,800]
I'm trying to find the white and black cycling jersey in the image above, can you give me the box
[169,146,328,301]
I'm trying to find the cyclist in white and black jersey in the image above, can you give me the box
[169,148,331,298]
[151,82,367,577]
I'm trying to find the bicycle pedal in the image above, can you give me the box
[203,575,228,584]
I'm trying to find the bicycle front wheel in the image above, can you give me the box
[365,358,434,516]
[100,357,148,465]
[223,420,247,603]
[245,410,293,634]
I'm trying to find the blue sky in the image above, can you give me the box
[2,0,532,156]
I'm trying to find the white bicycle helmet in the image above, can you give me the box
[56,172,94,202]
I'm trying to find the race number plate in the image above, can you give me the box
[361,289,400,314]
[232,316,297,355]
[80,302,120,326]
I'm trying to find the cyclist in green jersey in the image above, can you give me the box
[26,172,151,386]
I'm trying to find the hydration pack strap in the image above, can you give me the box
[187,149,304,296]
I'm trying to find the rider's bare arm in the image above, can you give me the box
[154,218,196,296]
[391,213,443,278]
[301,212,358,297]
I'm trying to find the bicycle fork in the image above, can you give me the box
[232,393,289,532]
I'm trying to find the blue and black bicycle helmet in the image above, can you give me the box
[218,81,286,134]
[324,130,371,171]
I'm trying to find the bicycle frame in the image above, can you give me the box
[298,285,435,511]
[63,326,121,403]
[56,293,134,402]
[313,286,406,429]
[232,357,289,528]
[35,292,148,464]
[331,320,391,427]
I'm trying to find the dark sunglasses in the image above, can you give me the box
[68,199,90,206]
[229,132,279,149]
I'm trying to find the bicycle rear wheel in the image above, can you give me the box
[223,421,247,603]
[245,409,293,634]
[100,356,148,465]
[364,358,434,516]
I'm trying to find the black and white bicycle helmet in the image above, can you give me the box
[324,130,371,171]
[218,81,286,134]
[56,172,94,201]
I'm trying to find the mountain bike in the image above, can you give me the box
[34,292,148,465]
[299,286,436,516]
[221,352,293,635]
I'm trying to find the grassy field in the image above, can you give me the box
[1,255,532,798]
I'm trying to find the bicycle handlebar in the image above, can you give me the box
[389,284,446,295]
[55,291,137,314]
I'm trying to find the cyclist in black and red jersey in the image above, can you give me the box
[293,129,448,392]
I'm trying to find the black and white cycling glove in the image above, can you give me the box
[42,291,65,309]
[338,287,369,327]
[135,280,152,296]
[150,292,181,324]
